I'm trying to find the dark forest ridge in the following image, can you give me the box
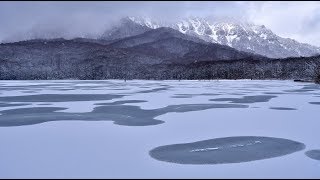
[0,27,319,82]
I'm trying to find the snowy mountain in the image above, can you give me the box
[101,16,320,58]
[173,17,320,58]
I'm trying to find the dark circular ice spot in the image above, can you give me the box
[149,136,305,165]
[264,92,287,95]
[95,100,147,106]
[0,107,68,115]
[270,107,297,110]
[284,89,314,93]
[171,93,221,99]
[305,150,320,161]
[309,102,320,105]
[135,87,169,94]
[210,95,277,104]
[21,91,39,93]
[0,94,124,102]
[0,103,31,108]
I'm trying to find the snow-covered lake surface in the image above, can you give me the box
[0,80,319,178]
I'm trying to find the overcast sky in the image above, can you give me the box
[1,1,320,46]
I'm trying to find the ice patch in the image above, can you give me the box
[150,136,305,165]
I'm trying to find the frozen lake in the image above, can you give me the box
[0,80,319,178]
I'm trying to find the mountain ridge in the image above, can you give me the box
[100,16,320,58]
[1,19,319,81]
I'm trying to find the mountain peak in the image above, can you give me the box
[122,16,160,29]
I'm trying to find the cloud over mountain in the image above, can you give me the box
[1,1,320,46]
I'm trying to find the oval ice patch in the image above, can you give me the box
[305,150,320,161]
[149,136,305,164]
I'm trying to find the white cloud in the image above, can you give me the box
[1,1,320,46]
[246,1,320,46]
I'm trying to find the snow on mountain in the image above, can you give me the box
[127,16,160,29]
[173,17,320,58]
[101,16,320,59]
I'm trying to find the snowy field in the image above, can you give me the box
[0,79,319,178]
